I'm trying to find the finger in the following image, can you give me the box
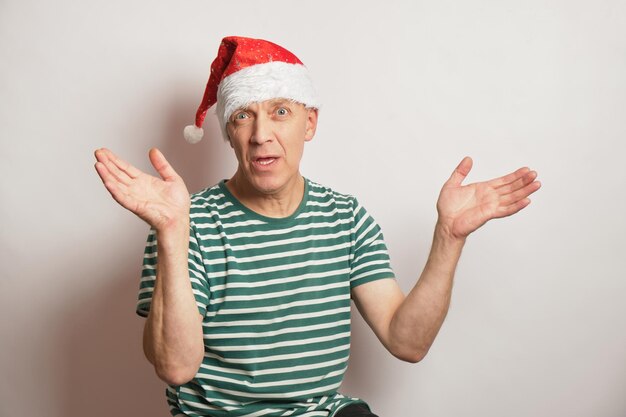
[95,161,132,206]
[99,148,143,179]
[94,148,143,178]
[495,198,531,219]
[489,167,531,189]
[500,180,542,206]
[445,156,473,187]
[149,148,180,181]
[94,160,126,189]
[496,170,538,195]
[94,148,113,175]
[98,154,133,186]
[94,147,111,161]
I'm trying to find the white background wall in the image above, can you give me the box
[1,1,625,416]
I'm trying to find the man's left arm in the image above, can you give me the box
[351,157,541,363]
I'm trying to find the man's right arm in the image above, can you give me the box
[94,147,205,386]
[142,221,205,386]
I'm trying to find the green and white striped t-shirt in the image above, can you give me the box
[137,178,395,417]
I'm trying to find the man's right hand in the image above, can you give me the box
[94,148,190,231]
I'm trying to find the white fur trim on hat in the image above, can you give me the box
[215,61,320,140]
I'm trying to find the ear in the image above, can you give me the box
[304,108,318,142]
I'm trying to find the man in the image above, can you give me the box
[94,36,540,417]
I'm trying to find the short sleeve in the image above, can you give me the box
[136,223,211,318]
[349,198,395,288]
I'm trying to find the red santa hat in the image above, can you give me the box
[183,36,320,143]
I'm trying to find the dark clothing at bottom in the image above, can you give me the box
[336,403,379,417]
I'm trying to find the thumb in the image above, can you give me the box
[445,156,473,186]
[149,148,179,181]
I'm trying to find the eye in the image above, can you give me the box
[276,107,289,116]
[234,112,249,120]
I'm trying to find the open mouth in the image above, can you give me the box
[256,157,277,165]
[254,156,278,167]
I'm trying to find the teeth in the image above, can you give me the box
[257,158,275,165]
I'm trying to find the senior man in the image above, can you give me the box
[94,36,540,417]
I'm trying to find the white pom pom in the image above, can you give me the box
[184,125,204,144]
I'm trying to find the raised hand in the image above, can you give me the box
[94,148,190,231]
[436,157,541,240]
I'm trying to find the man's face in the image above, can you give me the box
[226,99,318,196]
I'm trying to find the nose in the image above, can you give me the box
[251,114,273,144]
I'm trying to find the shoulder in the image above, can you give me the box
[190,183,225,208]
[188,182,234,228]
[306,179,358,209]
[189,182,238,215]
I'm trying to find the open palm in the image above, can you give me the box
[94,148,190,230]
[437,157,541,239]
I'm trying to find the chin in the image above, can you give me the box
[260,181,290,195]
[247,175,284,194]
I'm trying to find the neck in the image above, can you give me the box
[226,172,305,218]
